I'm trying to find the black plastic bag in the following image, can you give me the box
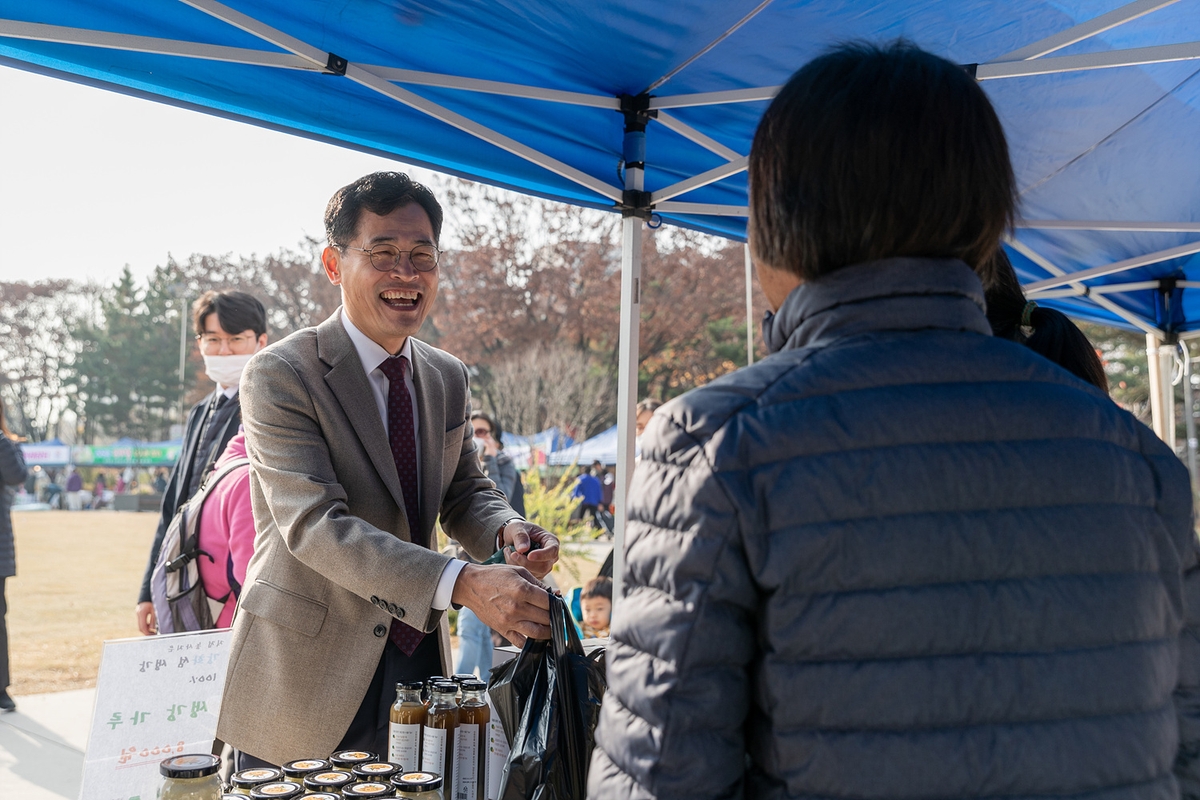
[488,591,606,800]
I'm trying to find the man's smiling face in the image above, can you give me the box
[322,202,439,354]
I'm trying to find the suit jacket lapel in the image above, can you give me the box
[317,312,408,519]
[411,339,446,542]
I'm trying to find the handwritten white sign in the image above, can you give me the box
[81,629,231,800]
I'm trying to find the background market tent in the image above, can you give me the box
[2,0,1198,599]
[500,427,574,470]
[547,425,625,468]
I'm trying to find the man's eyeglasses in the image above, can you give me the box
[338,243,440,272]
[197,334,257,353]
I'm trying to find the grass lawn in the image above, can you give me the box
[5,510,603,696]
[7,510,155,695]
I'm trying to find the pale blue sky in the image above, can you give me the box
[0,65,445,286]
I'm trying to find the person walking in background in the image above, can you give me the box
[196,427,254,629]
[152,468,168,495]
[593,460,614,513]
[455,411,525,677]
[0,397,29,712]
[570,464,604,531]
[135,290,268,636]
[64,467,83,511]
[590,41,1200,799]
[91,472,107,509]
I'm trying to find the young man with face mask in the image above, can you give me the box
[135,290,268,635]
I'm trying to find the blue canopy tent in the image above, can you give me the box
[548,425,624,467]
[3,0,1198,599]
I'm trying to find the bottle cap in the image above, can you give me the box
[231,767,284,788]
[160,754,221,779]
[391,771,443,791]
[461,679,487,692]
[249,781,305,800]
[397,680,425,691]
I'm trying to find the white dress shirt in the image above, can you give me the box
[341,310,463,611]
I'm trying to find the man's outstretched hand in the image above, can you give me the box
[452,563,551,647]
[500,521,559,579]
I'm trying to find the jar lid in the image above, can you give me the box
[303,770,355,790]
[330,750,378,767]
[431,681,458,693]
[343,782,396,797]
[249,781,305,800]
[223,794,246,800]
[231,767,284,787]
[396,680,424,691]
[160,754,221,779]
[450,673,477,683]
[391,771,443,791]
[303,794,342,800]
[352,762,401,780]
[461,679,487,692]
[281,758,330,777]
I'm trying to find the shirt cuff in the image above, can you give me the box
[432,558,467,611]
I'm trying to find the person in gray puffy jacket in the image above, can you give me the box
[588,42,1200,800]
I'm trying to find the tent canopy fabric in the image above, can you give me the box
[548,425,627,467]
[1,0,1199,333]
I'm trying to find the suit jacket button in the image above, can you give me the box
[395,608,405,619]
[373,624,387,637]
[370,595,379,605]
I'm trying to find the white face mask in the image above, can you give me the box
[202,352,256,388]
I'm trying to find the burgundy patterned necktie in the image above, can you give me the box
[378,355,425,656]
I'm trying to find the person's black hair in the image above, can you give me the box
[985,249,1109,391]
[325,171,444,247]
[471,411,503,449]
[192,290,268,337]
[749,40,1016,284]
[581,576,612,601]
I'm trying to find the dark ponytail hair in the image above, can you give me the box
[985,249,1109,392]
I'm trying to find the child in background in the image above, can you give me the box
[580,576,612,639]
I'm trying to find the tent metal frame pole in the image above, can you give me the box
[654,111,743,160]
[650,156,748,203]
[180,0,624,203]
[1006,238,1161,334]
[1023,239,1200,292]
[612,103,651,620]
[997,0,1181,61]
[370,66,618,108]
[744,244,755,366]
[1017,220,1200,233]
[655,201,748,216]
[977,40,1200,79]
[1183,342,1199,493]
[650,86,779,109]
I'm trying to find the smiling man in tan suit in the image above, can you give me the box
[216,172,558,767]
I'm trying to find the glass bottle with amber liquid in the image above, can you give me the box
[453,680,490,800]
[389,681,426,772]
[420,681,459,788]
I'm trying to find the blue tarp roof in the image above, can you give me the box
[548,425,627,467]
[1,1,1198,333]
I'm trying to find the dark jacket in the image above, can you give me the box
[0,436,28,578]
[138,389,241,603]
[588,258,1200,800]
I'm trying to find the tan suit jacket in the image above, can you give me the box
[216,310,514,765]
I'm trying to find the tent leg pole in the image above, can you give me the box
[612,186,644,626]
[1183,342,1199,493]
[744,243,755,366]
[1148,332,1167,441]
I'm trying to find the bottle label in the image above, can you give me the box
[421,726,448,778]
[389,722,421,772]
[486,715,509,800]
[453,723,480,800]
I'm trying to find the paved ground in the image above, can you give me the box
[0,688,94,800]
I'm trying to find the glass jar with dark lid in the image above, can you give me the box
[352,762,402,782]
[230,767,283,794]
[280,757,329,782]
[248,781,304,800]
[330,750,378,769]
[302,769,355,793]
[343,782,396,798]
[391,771,443,799]
[160,754,222,800]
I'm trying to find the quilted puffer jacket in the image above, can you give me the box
[588,258,1200,800]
